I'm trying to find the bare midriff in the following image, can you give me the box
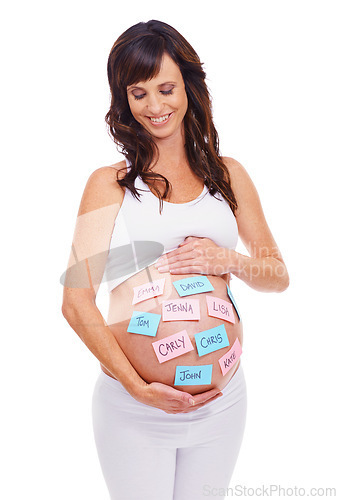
[102,263,243,395]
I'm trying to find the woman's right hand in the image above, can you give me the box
[133,381,223,414]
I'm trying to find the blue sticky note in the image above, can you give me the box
[127,311,161,336]
[194,324,230,357]
[174,365,213,385]
[226,285,241,321]
[173,276,214,297]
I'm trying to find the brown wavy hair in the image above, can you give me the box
[105,19,238,215]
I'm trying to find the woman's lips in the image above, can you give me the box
[146,112,174,126]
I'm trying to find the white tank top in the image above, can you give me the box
[103,160,238,292]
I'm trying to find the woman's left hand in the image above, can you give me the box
[154,236,236,276]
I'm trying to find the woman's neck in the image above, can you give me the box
[151,128,190,177]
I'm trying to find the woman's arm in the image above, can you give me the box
[61,166,145,395]
[62,166,222,413]
[225,156,289,292]
[155,157,289,293]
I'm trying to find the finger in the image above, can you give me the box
[170,388,222,411]
[168,258,203,269]
[155,243,195,265]
[167,256,199,271]
[196,391,223,406]
[178,236,198,247]
[167,244,194,258]
[172,250,202,264]
[186,395,223,412]
[180,393,223,413]
[165,390,223,414]
[168,390,199,408]
[158,253,196,270]
[190,388,222,405]
[156,259,204,274]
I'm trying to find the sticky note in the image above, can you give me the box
[206,295,235,324]
[173,276,214,297]
[194,324,229,357]
[152,330,194,363]
[162,299,200,321]
[132,278,166,305]
[218,338,242,376]
[174,364,213,385]
[127,311,161,336]
[226,285,241,321]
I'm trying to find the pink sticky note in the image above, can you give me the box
[206,295,235,324]
[218,338,242,376]
[132,278,166,305]
[152,330,194,363]
[162,299,200,321]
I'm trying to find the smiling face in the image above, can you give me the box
[126,53,188,141]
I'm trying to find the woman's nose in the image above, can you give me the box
[146,93,164,115]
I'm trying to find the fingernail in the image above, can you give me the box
[157,265,169,272]
[189,398,195,405]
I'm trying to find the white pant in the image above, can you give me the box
[92,363,247,500]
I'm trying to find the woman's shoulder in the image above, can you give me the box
[221,156,246,177]
[88,159,129,187]
[92,159,128,180]
[77,160,127,217]
[221,155,254,189]
[220,156,263,219]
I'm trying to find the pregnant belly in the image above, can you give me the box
[104,264,243,395]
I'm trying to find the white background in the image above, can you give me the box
[1,1,337,498]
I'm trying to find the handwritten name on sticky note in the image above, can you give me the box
[132,278,166,305]
[173,276,214,297]
[194,324,230,357]
[226,285,241,321]
[218,338,242,376]
[127,311,161,337]
[152,330,194,363]
[206,296,235,324]
[174,365,213,385]
[162,299,200,321]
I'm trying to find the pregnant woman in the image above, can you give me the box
[62,20,289,500]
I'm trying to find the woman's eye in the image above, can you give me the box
[132,89,173,101]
